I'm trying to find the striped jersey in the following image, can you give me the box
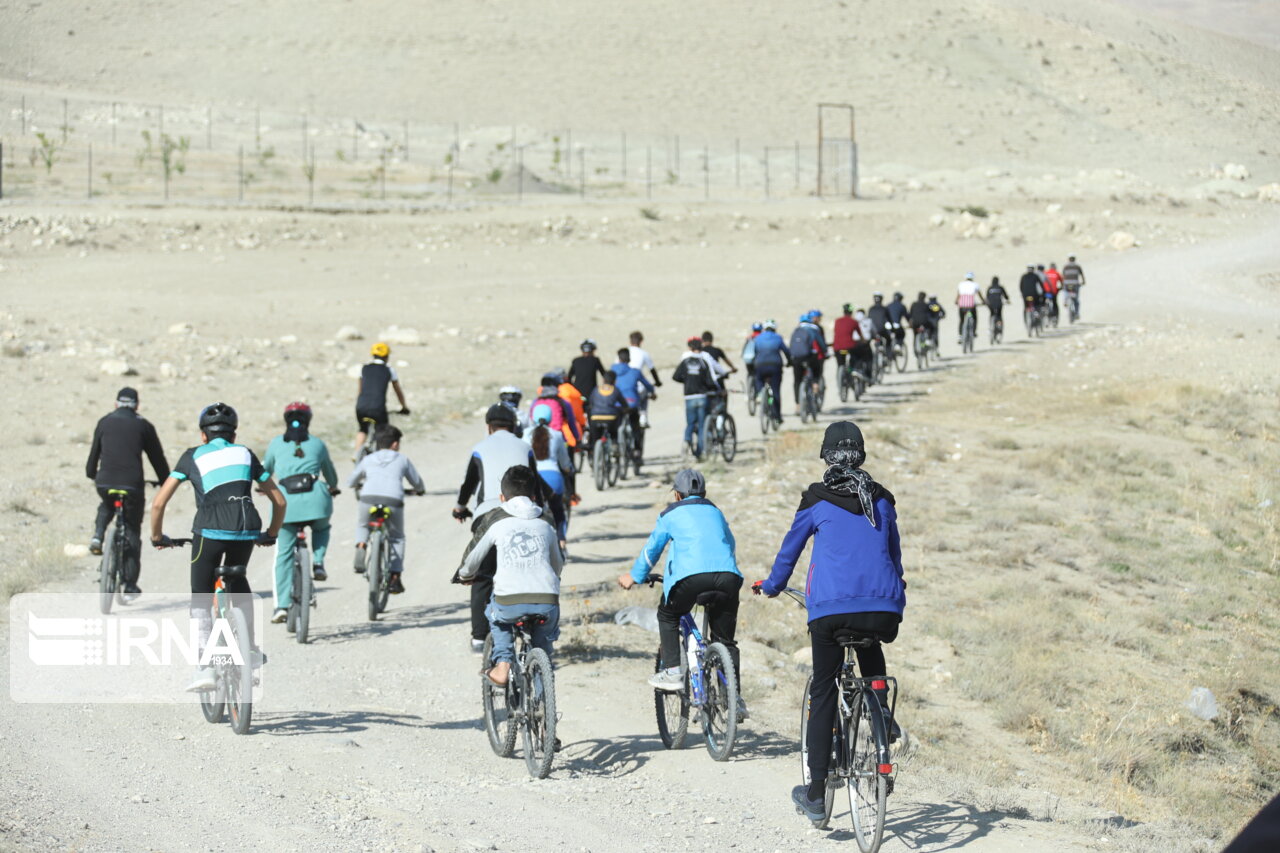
[956,280,981,308]
[172,438,271,540]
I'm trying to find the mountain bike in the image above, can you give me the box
[1065,288,1081,323]
[743,373,757,416]
[618,415,636,480]
[285,526,315,645]
[871,339,888,385]
[912,327,932,371]
[1024,298,1043,337]
[837,353,865,404]
[758,381,781,434]
[480,618,558,779]
[800,363,824,423]
[989,312,1004,345]
[647,575,739,762]
[702,394,737,463]
[758,584,898,851]
[97,487,138,615]
[590,425,621,491]
[1047,296,1060,329]
[890,328,909,373]
[364,505,394,621]
[961,311,976,354]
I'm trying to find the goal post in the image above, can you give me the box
[817,103,858,199]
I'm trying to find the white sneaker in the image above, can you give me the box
[648,667,684,692]
[271,608,288,623]
[185,667,216,693]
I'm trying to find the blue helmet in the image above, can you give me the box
[751,322,763,332]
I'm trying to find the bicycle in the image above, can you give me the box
[989,313,1004,346]
[961,311,976,354]
[590,424,621,491]
[911,327,932,371]
[743,373,757,417]
[285,526,316,644]
[702,394,737,463]
[618,415,636,480]
[870,339,888,385]
[97,487,140,615]
[1047,296,1060,329]
[799,363,825,423]
[480,617,558,779]
[646,575,739,761]
[363,505,394,621]
[355,409,408,464]
[890,328,909,373]
[1065,288,1081,323]
[837,353,865,404]
[757,381,781,435]
[758,584,899,851]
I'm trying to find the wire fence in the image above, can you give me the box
[0,89,858,207]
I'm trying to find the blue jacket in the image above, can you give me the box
[610,361,654,403]
[752,330,791,369]
[630,498,741,598]
[762,484,905,622]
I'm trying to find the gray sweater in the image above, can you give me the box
[457,497,562,605]
[348,449,424,504]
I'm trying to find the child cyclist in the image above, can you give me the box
[617,468,747,720]
[263,401,340,624]
[150,402,286,693]
[755,421,906,823]
[348,425,425,594]
[456,465,564,688]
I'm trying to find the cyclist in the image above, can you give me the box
[586,369,629,455]
[1061,254,1086,315]
[498,386,533,439]
[262,402,339,624]
[867,293,891,356]
[86,386,169,600]
[569,339,607,399]
[755,421,905,820]
[354,342,410,457]
[610,347,655,470]
[741,322,763,390]
[751,320,791,423]
[885,292,909,354]
[555,369,589,453]
[458,465,564,688]
[700,331,738,375]
[672,338,721,460]
[530,373,581,453]
[955,272,984,344]
[986,276,1010,335]
[832,304,856,376]
[926,296,947,352]
[628,331,663,427]
[150,403,285,693]
[1044,262,1063,322]
[453,405,547,653]
[789,311,828,415]
[348,425,424,595]
[529,420,573,543]
[907,291,933,353]
[1019,264,1044,330]
[618,468,746,718]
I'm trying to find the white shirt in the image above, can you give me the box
[956,280,981,308]
[628,345,655,374]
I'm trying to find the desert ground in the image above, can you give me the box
[1,0,1278,851]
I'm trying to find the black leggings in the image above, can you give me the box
[807,612,900,783]
[658,572,743,680]
[94,485,144,584]
[190,536,255,647]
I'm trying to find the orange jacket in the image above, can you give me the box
[557,382,587,446]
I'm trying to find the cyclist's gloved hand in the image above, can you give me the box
[329,487,342,496]
[414,489,426,497]
[151,535,173,549]
[255,532,277,547]
[751,580,764,595]
[398,407,411,416]
[452,506,472,523]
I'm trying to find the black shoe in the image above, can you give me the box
[122,583,141,602]
[388,573,405,594]
[312,564,327,582]
[554,738,563,753]
[792,785,826,823]
[89,538,103,556]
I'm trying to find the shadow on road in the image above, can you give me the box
[814,799,1042,850]
[557,733,663,777]
[729,727,797,761]
[253,709,424,736]
[308,602,468,644]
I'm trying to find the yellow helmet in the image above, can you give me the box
[370,342,390,359]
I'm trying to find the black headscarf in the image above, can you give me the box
[284,417,309,455]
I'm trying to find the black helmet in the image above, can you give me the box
[199,402,238,436]
[872,292,884,303]
[892,292,904,301]
[580,339,597,353]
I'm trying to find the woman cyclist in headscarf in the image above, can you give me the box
[263,402,340,624]
[756,421,906,822]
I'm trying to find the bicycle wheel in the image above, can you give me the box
[654,651,690,749]
[745,378,757,416]
[759,394,771,435]
[592,440,607,491]
[719,415,736,463]
[847,691,889,852]
[227,606,254,735]
[366,532,383,621]
[607,438,621,487]
[853,370,865,402]
[816,377,826,412]
[799,675,837,829]
[913,336,924,371]
[376,537,392,614]
[802,383,815,423]
[618,424,633,481]
[200,658,227,724]
[838,367,850,403]
[481,635,519,757]
[296,548,312,645]
[286,549,300,634]
[701,642,738,761]
[97,540,118,615]
[893,340,908,373]
[522,648,557,779]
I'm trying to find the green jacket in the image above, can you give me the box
[263,435,339,524]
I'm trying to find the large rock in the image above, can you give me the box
[335,325,363,341]
[168,322,194,335]
[378,325,423,346]
[1222,163,1249,181]
[1258,183,1280,203]
[1107,230,1138,251]
[100,359,137,376]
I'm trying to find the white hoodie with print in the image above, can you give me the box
[456,496,563,605]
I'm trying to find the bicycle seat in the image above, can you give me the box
[215,564,247,580]
[834,629,878,648]
[106,488,132,496]
[514,614,549,628]
[694,590,730,607]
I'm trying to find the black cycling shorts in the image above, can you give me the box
[355,408,389,432]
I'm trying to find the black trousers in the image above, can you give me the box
[792,355,822,404]
[189,536,256,648]
[94,485,144,584]
[469,543,498,641]
[807,612,900,783]
[658,572,743,680]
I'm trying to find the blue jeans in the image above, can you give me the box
[486,601,560,665]
[683,397,708,457]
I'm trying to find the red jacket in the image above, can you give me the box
[832,315,857,351]
[1044,269,1062,295]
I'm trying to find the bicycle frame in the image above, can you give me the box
[679,612,711,707]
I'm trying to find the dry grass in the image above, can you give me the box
[0,538,80,600]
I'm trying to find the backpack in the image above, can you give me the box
[742,337,757,364]
[789,327,811,357]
